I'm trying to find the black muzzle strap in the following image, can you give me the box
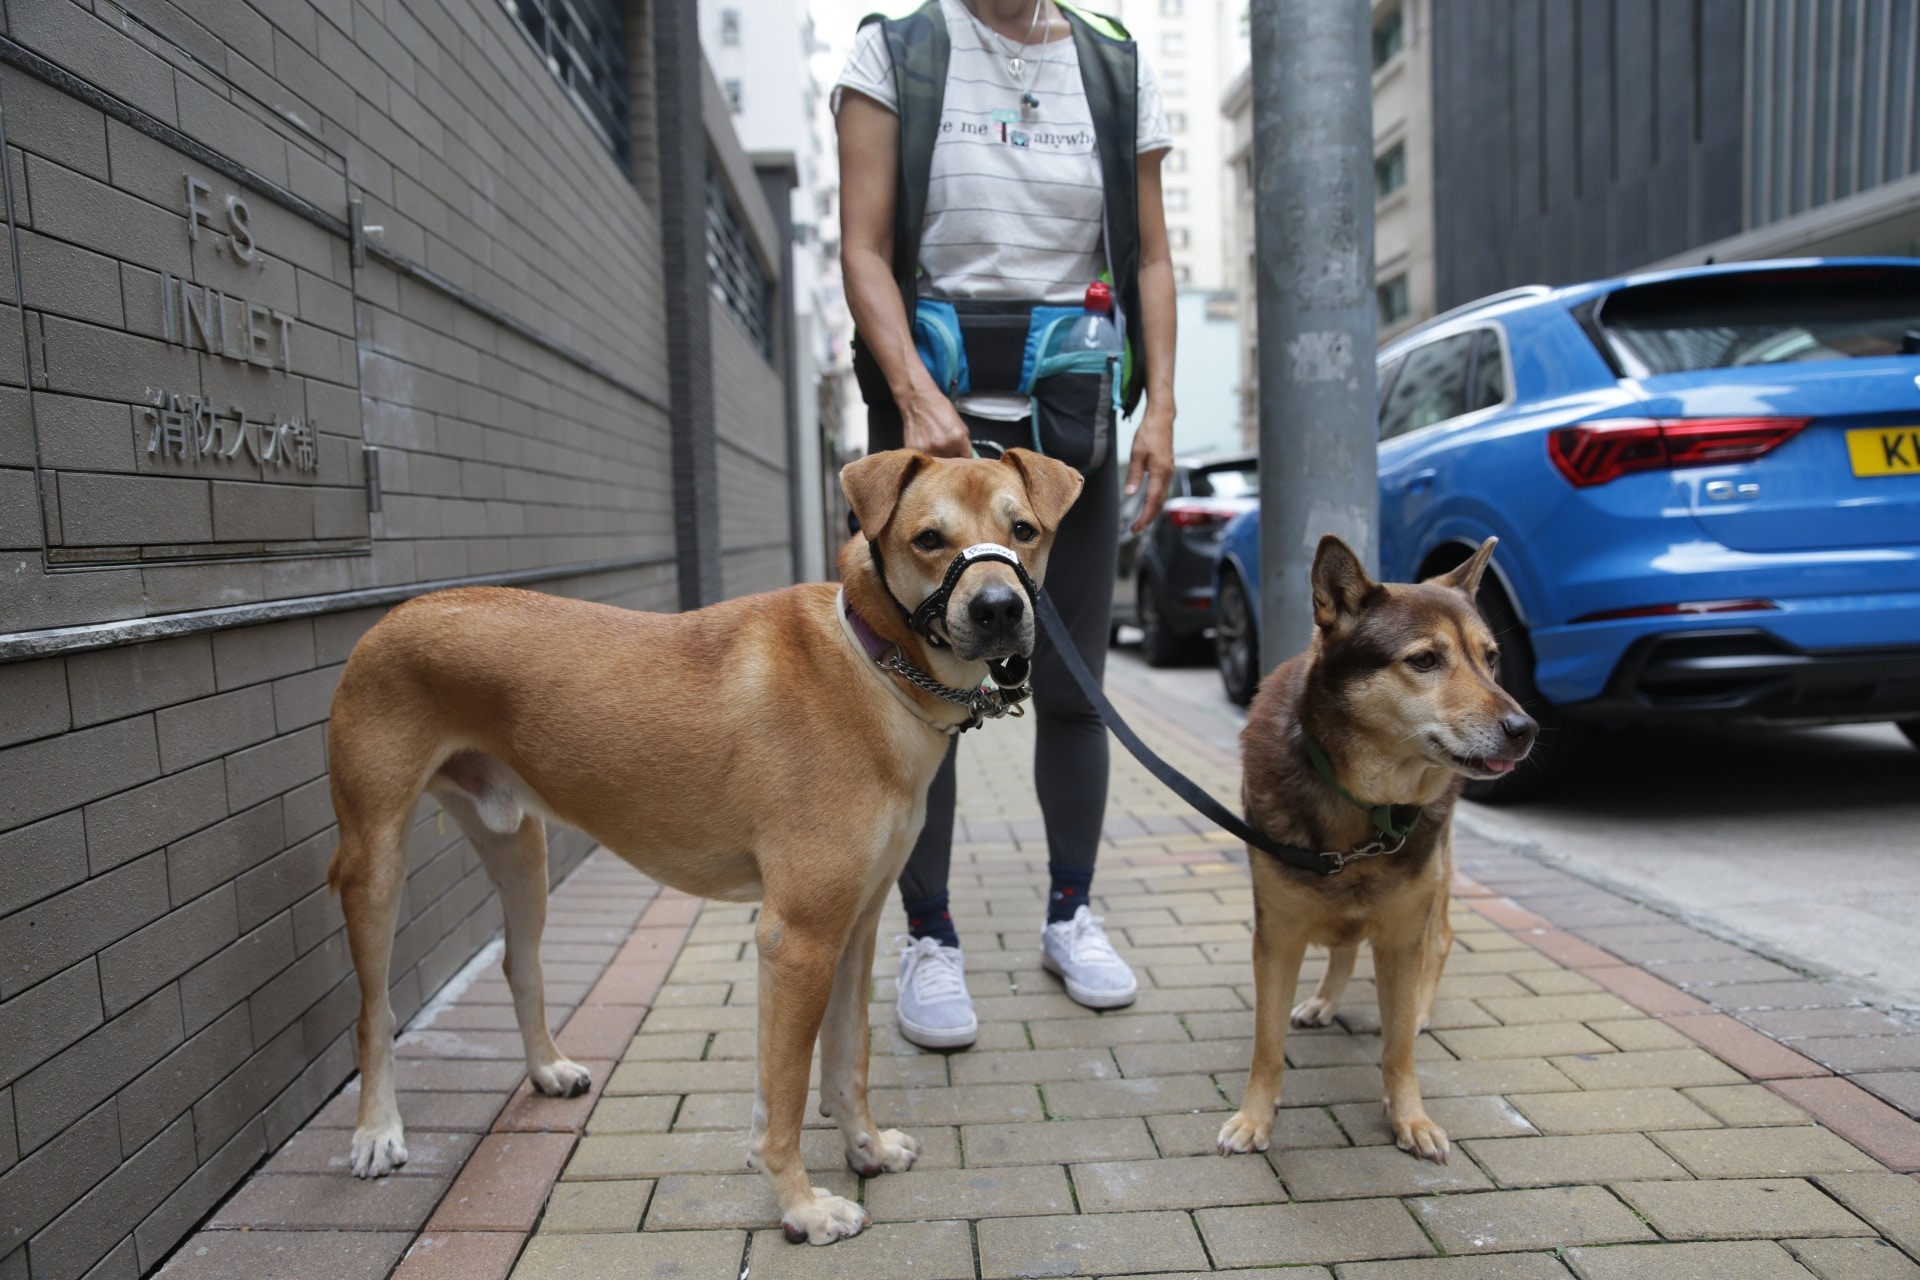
[869,539,1040,657]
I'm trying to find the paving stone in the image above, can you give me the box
[1411,1186,1656,1253]
[671,1091,834,1131]
[1284,1034,1454,1068]
[951,1047,1120,1086]
[873,1083,1047,1126]
[1798,1036,1920,1073]
[1198,1198,1435,1267]
[1334,1257,1574,1279]
[1546,1048,1743,1090]
[1668,1013,1830,1080]
[390,1231,527,1280]
[1707,982,1859,1011]
[746,1220,975,1280]
[206,1173,447,1231]
[1587,1018,1691,1051]
[1515,969,1604,995]
[567,1129,834,1179]
[1332,1094,1538,1147]
[1814,1173,1920,1255]
[1683,1084,1813,1127]
[1027,1013,1191,1049]
[864,1163,1073,1222]
[1073,1153,1286,1211]
[509,1229,746,1280]
[1414,1058,1580,1098]
[1510,1088,1721,1135]
[1853,1074,1920,1116]
[1746,1008,1916,1040]
[1478,995,1640,1024]
[1273,1143,1493,1198]
[1651,1126,1879,1178]
[154,1231,413,1279]
[960,1117,1155,1166]
[1563,1240,1818,1279]
[1434,1023,1617,1060]
[1218,1064,1382,1108]
[977,1209,1210,1277]
[1040,1074,1224,1119]
[1148,1107,1350,1156]
[262,1128,478,1178]
[606,1058,758,1095]
[1774,1081,1920,1173]
[539,1179,654,1232]
[1783,1237,1920,1280]
[1464,1133,1687,1188]
[644,1170,859,1229]
[428,1132,576,1231]
[1614,1177,1875,1240]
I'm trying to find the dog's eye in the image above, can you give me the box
[1012,520,1038,543]
[1486,648,1501,668]
[1406,651,1441,672]
[914,529,944,552]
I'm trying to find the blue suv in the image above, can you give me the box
[1214,258,1920,800]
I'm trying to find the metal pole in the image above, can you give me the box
[1251,0,1378,674]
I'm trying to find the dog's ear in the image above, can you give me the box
[1001,448,1083,530]
[841,450,929,535]
[1311,535,1375,632]
[1428,537,1498,598]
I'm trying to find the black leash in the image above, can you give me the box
[1033,588,1385,878]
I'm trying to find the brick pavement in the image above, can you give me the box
[163,677,1920,1278]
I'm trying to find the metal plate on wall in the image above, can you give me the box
[0,36,368,570]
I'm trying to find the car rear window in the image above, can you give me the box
[1593,267,1920,376]
[1190,464,1257,499]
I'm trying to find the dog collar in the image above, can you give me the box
[838,590,1030,736]
[1302,736,1426,846]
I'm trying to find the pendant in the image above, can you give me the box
[1007,56,1024,77]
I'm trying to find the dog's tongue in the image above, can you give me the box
[1483,758,1518,774]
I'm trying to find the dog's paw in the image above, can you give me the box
[1393,1114,1450,1164]
[781,1188,870,1245]
[1290,998,1338,1028]
[349,1125,409,1178]
[1216,1111,1271,1155]
[530,1057,593,1098]
[847,1128,919,1177]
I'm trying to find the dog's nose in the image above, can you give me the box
[1500,713,1538,747]
[967,585,1025,637]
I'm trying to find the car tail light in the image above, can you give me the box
[1166,505,1237,530]
[1548,417,1809,487]
[1572,599,1778,624]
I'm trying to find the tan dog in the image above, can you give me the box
[1217,535,1535,1164]
[326,448,1081,1243]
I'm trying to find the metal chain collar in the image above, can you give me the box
[880,650,1031,733]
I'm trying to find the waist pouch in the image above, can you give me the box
[908,300,1120,473]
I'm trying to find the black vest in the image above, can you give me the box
[853,1,1148,415]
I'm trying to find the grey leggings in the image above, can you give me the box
[865,408,1120,903]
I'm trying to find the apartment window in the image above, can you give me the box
[1164,148,1188,172]
[1166,110,1188,134]
[1373,4,1405,69]
[708,172,774,358]
[1160,69,1186,95]
[1164,186,1189,211]
[1374,142,1406,200]
[720,7,740,45]
[724,79,744,112]
[1169,226,1192,249]
[499,0,631,169]
[1377,274,1411,327]
[1160,0,1183,13]
[1162,31,1185,56]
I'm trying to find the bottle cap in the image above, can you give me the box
[1084,281,1113,314]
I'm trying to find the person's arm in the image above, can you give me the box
[837,91,971,457]
[1126,148,1177,533]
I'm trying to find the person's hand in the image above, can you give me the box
[900,387,972,458]
[1125,402,1175,533]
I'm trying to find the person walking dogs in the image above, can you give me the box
[835,0,1178,1049]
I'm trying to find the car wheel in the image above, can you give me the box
[1461,581,1583,805]
[1898,721,1920,751]
[1138,576,1183,667]
[1215,568,1260,706]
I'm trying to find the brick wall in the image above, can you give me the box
[0,0,793,1274]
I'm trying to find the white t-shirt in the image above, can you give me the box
[836,1,1172,418]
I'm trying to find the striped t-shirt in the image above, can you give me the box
[835,1,1172,309]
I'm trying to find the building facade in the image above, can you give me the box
[1222,0,1436,448]
[1430,0,1920,309]
[0,0,800,1274]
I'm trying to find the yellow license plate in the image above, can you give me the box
[1846,426,1920,477]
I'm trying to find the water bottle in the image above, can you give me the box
[1064,281,1123,353]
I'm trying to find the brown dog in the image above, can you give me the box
[1217,535,1535,1164]
[326,448,1080,1243]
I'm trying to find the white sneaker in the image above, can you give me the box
[895,936,978,1049]
[1041,906,1138,1009]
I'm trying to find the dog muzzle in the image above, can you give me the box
[868,539,1040,684]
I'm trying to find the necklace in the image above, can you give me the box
[973,0,1046,85]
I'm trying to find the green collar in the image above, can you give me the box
[1301,737,1425,844]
